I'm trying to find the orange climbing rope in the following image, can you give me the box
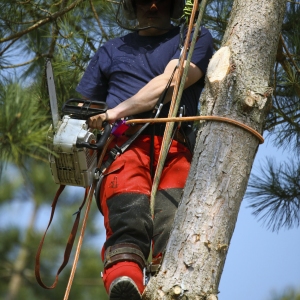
[126,115,264,144]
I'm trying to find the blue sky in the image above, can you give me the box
[219,138,300,300]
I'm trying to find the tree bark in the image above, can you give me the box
[143,0,287,299]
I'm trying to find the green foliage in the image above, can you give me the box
[0,1,118,298]
[205,0,234,49]
[0,82,50,172]
[269,287,300,300]
[246,158,300,231]
[0,165,106,299]
[0,0,300,298]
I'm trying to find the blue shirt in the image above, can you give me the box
[76,26,213,118]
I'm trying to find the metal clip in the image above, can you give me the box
[177,105,185,130]
[143,267,150,286]
[94,169,101,180]
[154,103,164,118]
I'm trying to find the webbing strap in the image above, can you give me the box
[35,185,90,289]
[96,67,179,176]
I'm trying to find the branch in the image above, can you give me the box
[2,54,49,68]
[89,0,109,41]
[0,38,20,57]
[280,34,300,74]
[48,0,69,57]
[0,0,85,43]
[265,108,300,130]
[276,35,300,99]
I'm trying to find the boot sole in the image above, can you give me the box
[109,276,142,300]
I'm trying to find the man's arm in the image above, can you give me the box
[88,59,203,129]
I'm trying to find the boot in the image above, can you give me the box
[102,243,146,300]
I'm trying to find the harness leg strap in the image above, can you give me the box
[104,243,147,271]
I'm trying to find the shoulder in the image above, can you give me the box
[193,26,214,50]
[101,32,136,49]
[199,26,213,40]
[180,26,213,48]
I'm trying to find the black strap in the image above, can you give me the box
[103,243,146,270]
[94,64,179,211]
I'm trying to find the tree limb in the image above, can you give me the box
[2,54,49,68]
[89,0,109,41]
[0,0,85,43]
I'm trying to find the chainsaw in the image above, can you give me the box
[46,60,112,187]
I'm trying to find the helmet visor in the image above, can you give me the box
[110,0,183,31]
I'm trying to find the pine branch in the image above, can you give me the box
[1,53,50,69]
[280,34,300,74]
[265,110,300,130]
[0,38,20,57]
[0,0,85,43]
[276,36,300,99]
[89,0,109,41]
[246,158,300,231]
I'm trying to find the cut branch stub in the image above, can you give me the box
[207,46,231,83]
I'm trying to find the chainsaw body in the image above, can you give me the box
[48,99,111,187]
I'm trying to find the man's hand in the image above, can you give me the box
[88,112,107,129]
[88,109,118,130]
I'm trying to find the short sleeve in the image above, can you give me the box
[76,47,110,101]
[172,26,214,75]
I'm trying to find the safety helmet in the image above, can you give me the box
[114,0,185,31]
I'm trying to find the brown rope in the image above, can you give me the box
[63,135,115,300]
[34,135,115,295]
[35,185,90,289]
[126,116,264,144]
[149,0,200,217]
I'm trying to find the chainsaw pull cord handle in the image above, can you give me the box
[35,185,90,289]
[76,121,112,150]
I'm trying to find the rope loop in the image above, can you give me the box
[126,116,264,144]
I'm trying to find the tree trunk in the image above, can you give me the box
[143,0,287,299]
[6,202,38,300]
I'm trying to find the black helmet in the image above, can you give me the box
[115,0,185,31]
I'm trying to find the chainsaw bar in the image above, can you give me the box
[46,59,60,129]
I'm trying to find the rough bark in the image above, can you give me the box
[143,0,287,299]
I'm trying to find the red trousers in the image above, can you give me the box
[99,135,192,260]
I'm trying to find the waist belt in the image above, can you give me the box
[125,123,186,145]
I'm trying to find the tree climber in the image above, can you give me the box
[76,0,213,299]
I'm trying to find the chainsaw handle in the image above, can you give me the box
[62,98,108,119]
[76,121,111,150]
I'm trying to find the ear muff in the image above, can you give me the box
[171,0,185,19]
[123,0,136,20]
